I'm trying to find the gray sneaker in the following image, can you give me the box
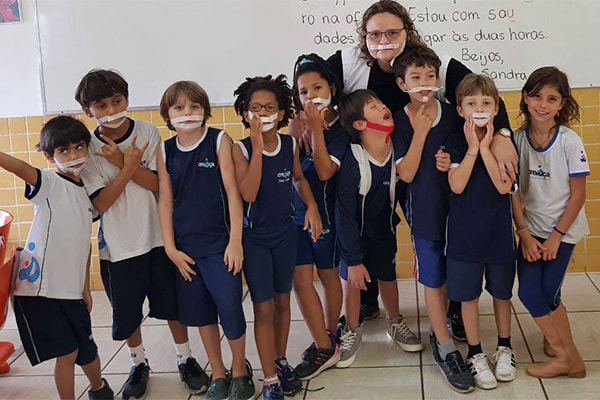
[336,324,362,368]
[386,316,423,352]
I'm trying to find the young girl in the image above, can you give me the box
[290,54,349,380]
[231,75,322,400]
[157,81,255,400]
[513,67,588,379]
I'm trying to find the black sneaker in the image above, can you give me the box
[431,335,475,393]
[274,357,302,396]
[359,304,380,321]
[122,361,150,399]
[178,357,210,394]
[447,312,467,341]
[294,333,340,380]
[88,378,114,400]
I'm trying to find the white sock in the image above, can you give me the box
[175,341,192,365]
[128,344,146,366]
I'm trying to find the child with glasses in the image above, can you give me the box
[231,75,322,400]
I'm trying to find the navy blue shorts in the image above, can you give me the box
[413,237,446,289]
[176,253,246,340]
[295,224,340,269]
[13,295,98,367]
[243,223,297,303]
[446,258,516,302]
[101,246,178,340]
[340,235,397,283]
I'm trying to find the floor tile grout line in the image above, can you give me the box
[586,271,600,294]
[414,278,426,400]
[512,309,551,399]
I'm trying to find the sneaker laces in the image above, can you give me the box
[339,328,358,352]
[390,319,416,340]
[494,347,515,367]
[181,358,203,381]
[447,353,469,375]
[127,362,149,385]
[469,354,490,375]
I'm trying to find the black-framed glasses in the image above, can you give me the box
[248,103,279,113]
[365,28,406,42]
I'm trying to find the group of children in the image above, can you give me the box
[0,40,590,400]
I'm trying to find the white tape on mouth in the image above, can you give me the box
[367,43,401,51]
[311,95,331,111]
[472,112,491,127]
[97,110,128,128]
[249,111,279,132]
[171,115,204,129]
[404,86,443,102]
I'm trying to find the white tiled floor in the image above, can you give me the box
[1,273,600,399]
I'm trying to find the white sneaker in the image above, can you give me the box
[467,353,498,390]
[336,324,362,368]
[491,346,516,382]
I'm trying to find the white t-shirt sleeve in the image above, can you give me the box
[24,169,50,203]
[80,162,107,199]
[143,125,161,171]
[563,129,590,177]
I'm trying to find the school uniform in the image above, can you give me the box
[237,133,297,303]
[392,101,461,288]
[13,169,98,366]
[294,118,350,269]
[81,119,177,341]
[514,126,590,317]
[162,127,245,339]
[445,132,517,302]
[336,144,400,282]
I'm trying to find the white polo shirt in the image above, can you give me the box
[14,169,96,299]
[515,126,590,244]
[81,119,163,262]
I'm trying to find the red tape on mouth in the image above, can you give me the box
[366,121,394,143]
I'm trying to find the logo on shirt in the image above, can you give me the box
[18,242,41,283]
[383,181,390,186]
[528,165,550,179]
[139,160,148,168]
[198,158,216,169]
[581,151,587,163]
[277,169,291,183]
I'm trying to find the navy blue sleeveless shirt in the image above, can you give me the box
[293,119,350,228]
[164,127,230,258]
[238,133,295,229]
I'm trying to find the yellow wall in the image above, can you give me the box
[1,89,599,289]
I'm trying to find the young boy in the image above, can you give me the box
[336,89,423,368]
[446,74,517,390]
[392,45,475,393]
[4,116,114,399]
[75,70,209,398]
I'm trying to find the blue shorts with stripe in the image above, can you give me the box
[295,224,340,269]
[412,237,446,289]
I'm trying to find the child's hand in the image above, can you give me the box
[167,248,197,282]
[224,241,243,276]
[435,150,451,172]
[123,135,150,172]
[348,264,371,290]
[463,118,480,152]
[479,119,494,149]
[304,205,323,242]
[542,231,562,261]
[248,113,264,151]
[82,290,93,313]
[407,104,433,137]
[95,134,124,168]
[289,115,312,154]
[520,231,546,262]
[301,101,328,134]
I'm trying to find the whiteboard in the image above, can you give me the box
[35,0,600,114]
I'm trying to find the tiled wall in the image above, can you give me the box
[1,89,599,289]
